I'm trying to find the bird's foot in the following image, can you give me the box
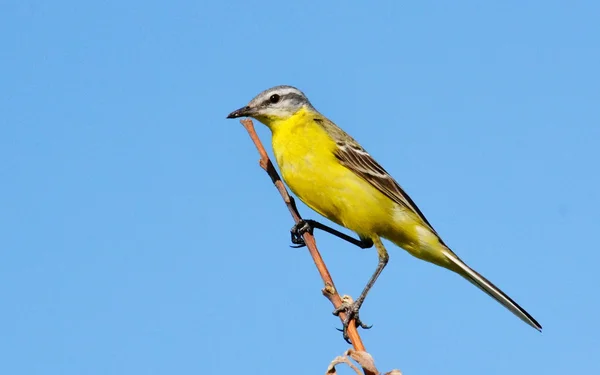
[333,298,372,344]
[290,220,312,248]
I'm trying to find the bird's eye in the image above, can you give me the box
[269,94,280,104]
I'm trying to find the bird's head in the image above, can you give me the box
[227,85,314,127]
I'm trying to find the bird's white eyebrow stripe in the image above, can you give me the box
[281,92,305,102]
[249,85,309,107]
[275,87,302,97]
[257,90,308,107]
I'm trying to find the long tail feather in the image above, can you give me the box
[442,249,542,331]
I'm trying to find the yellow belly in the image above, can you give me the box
[271,114,393,238]
[268,110,449,267]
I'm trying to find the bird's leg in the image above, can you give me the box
[290,220,313,247]
[333,236,389,344]
[290,219,374,249]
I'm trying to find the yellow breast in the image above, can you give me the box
[269,109,394,237]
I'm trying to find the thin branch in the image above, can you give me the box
[239,119,376,375]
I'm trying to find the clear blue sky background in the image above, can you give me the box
[1,1,598,374]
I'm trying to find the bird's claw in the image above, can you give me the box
[333,300,372,344]
[290,220,312,248]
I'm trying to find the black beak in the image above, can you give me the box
[226,106,252,119]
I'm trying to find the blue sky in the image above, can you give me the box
[1,1,599,374]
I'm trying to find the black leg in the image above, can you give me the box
[290,220,312,248]
[290,219,373,249]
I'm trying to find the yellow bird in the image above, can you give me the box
[227,85,541,340]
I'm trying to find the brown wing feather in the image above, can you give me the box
[334,141,440,236]
[312,116,440,237]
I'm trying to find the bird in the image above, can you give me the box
[227,85,542,341]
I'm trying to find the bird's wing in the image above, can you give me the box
[333,135,440,237]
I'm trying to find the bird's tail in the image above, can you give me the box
[441,248,542,331]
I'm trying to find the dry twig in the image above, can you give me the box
[239,118,377,375]
[326,349,402,375]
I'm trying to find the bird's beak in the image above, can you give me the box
[226,106,254,119]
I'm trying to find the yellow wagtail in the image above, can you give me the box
[227,85,542,340]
